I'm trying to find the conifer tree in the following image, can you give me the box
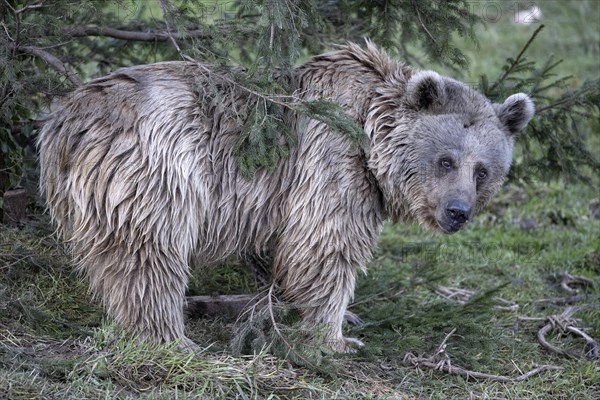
[0,0,598,210]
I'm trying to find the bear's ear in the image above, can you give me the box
[405,71,446,110]
[494,93,535,136]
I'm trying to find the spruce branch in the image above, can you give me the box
[488,24,545,95]
[14,2,43,14]
[14,45,82,86]
[298,99,368,151]
[478,26,599,183]
[535,83,598,114]
[62,26,211,42]
[415,7,437,44]
[155,0,295,109]
[153,1,364,178]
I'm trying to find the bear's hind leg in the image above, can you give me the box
[84,243,195,351]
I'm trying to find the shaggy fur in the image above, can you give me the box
[38,42,534,352]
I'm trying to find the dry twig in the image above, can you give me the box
[434,286,474,304]
[535,306,599,360]
[558,272,593,294]
[538,294,597,305]
[405,356,563,382]
[2,10,81,86]
[415,7,437,44]
[14,2,44,14]
[434,286,519,311]
[403,328,563,382]
[14,45,82,86]
[493,297,520,312]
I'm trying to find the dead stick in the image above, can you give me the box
[559,272,593,294]
[537,323,576,359]
[566,326,600,359]
[538,294,594,305]
[538,306,577,359]
[408,358,563,382]
[535,306,599,359]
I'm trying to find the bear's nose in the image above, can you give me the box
[445,200,471,225]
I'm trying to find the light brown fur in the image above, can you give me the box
[38,42,534,352]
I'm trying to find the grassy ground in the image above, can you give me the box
[2,1,599,399]
[1,182,599,399]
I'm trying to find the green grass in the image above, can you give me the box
[349,182,600,398]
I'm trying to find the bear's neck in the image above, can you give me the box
[295,50,418,224]
[295,51,414,129]
[295,60,378,127]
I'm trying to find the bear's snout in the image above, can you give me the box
[438,199,472,233]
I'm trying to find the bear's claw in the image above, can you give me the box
[329,336,365,353]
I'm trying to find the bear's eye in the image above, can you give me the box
[477,168,488,180]
[440,158,453,170]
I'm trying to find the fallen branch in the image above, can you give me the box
[493,297,520,312]
[537,322,575,359]
[232,286,320,366]
[536,306,599,360]
[557,272,593,294]
[513,316,546,333]
[434,286,474,304]
[403,329,563,382]
[405,356,563,382]
[537,294,596,305]
[566,326,600,359]
[266,283,288,349]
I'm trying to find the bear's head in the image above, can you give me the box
[367,68,534,233]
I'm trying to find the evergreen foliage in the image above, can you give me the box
[0,0,598,197]
[346,0,480,68]
[478,25,600,183]
[298,99,368,153]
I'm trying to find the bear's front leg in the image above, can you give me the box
[273,240,367,353]
[302,288,365,353]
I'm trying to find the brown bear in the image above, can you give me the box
[38,42,534,353]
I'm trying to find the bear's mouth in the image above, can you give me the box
[436,219,467,234]
[419,203,470,234]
